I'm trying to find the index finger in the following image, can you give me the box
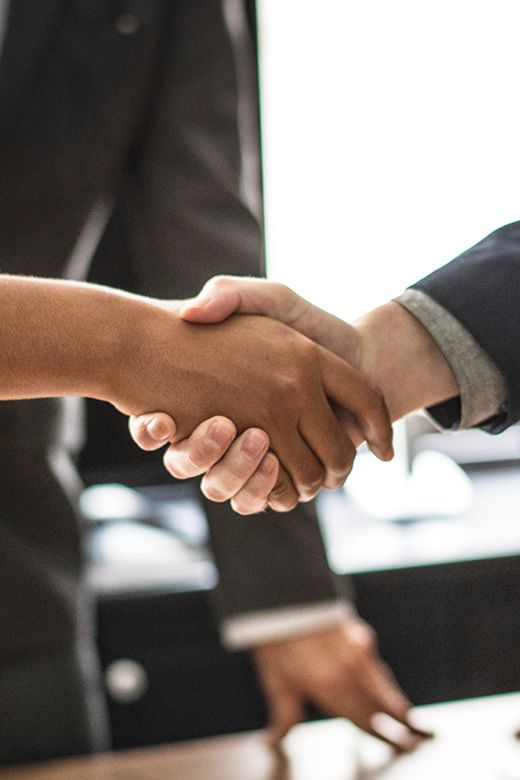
[315,684,419,754]
[358,655,435,741]
[318,345,394,461]
[163,416,237,479]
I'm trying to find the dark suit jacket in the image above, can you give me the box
[411,221,520,432]
[0,0,342,673]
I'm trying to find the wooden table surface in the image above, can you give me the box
[3,692,520,780]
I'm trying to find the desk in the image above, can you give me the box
[3,692,520,779]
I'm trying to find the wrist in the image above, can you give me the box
[101,295,181,414]
[72,287,148,404]
[355,301,459,422]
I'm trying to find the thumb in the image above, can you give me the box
[129,413,176,451]
[180,275,301,325]
[265,686,305,745]
[181,278,242,323]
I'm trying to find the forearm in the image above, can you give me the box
[0,275,154,404]
[0,274,375,503]
[355,301,460,423]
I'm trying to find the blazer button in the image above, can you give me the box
[105,658,149,704]
[114,12,141,35]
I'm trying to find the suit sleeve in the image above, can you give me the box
[202,498,353,648]
[402,221,520,433]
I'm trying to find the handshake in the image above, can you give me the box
[127,276,458,515]
[1,272,457,515]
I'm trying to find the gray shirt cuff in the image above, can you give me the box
[395,289,507,430]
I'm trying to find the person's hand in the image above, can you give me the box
[180,276,378,449]
[127,279,398,512]
[159,275,457,512]
[129,412,281,513]
[113,306,392,507]
[181,275,458,425]
[130,278,387,513]
[181,276,361,374]
[253,618,434,752]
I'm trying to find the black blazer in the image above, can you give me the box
[0,0,343,661]
[412,221,520,433]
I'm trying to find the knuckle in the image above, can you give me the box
[350,622,377,653]
[359,630,377,654]
[267,467,299,511]
[225,461,251,482]
[296,467,324,498]
[186,444,212,472]
[329,443,355,477]
[324,471,350,491]
[276,373,300,396]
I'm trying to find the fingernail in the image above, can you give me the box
[208,419,235,445]
[146,416,170,441]
[241,430,268,458]
[376,444,394,461]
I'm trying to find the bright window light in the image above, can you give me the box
[257,0,520,321]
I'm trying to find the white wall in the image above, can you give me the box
[257,0,520,320]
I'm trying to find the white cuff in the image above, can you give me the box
[221,600,354,650]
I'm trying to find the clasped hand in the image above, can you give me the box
[127,277,393,513]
